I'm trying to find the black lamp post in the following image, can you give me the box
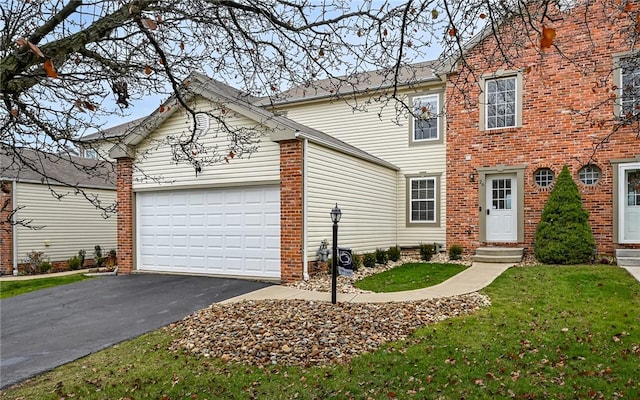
[330,203,342,304]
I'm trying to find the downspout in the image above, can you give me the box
[396,170,400,246]
[12,180,18,276]
[302,138,309,281]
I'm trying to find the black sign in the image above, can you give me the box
[338,248,353,277]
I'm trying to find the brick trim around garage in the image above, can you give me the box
[1,181,14,275]
[116,158,134,274]
[279,140,304,283]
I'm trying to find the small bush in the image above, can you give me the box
[105,249,117,268]
[352,253,362,271]
[94,245,104,268]
[363,253,376,268]
[419,243,435,261]
[388,246,401,262]
[38,261,52,274]
[68,255,82,270]
[449,244,463,260]
[24,251,45,274]
[78,249,86,267]
[375,248,388,265]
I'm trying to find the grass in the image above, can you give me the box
[0,274,91,299]
[354,262,467,292]
[1,265,639,399]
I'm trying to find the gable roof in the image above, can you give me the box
[257,61,442,106]
[109,72,399,170]
[80,117,147,142]
[0,146,116,190]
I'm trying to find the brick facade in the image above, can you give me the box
[1,181,14,275]
[116,158,134,274]
[445,1,640,256]
[279,139,304,282]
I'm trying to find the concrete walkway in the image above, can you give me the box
[621,266,640,282]
[221,262,513,304]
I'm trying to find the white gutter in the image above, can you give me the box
[302,138,309,281]
[12,180,18,275]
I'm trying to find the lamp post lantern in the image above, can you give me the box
[330,203,341,304]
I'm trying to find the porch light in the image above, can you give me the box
[330,203,342,223]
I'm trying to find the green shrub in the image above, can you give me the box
[352,253,362,271]
[94,245,104,268]
[38,261,52,274]
[68,256,82,270]
[374,248,388,265]
[78,249,86,267]
[363,253,376,268]
[449,244,463,260]
[388,246,401,262]
[419,243,435,261]
[534,165,595,264]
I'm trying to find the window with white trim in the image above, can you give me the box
[412,94,439,141]
[486,77,517,129]
[620,57,640,117]
[409,177,437,223]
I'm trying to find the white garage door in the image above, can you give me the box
[137,186,280,279]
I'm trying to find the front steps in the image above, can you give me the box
[616,249,640,267]
[473,247,524,264]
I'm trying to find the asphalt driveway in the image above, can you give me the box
[0,274,271,389]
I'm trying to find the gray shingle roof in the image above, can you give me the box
[0,146,116,189]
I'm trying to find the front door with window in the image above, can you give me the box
[620,163,640,243]
[486,174,518,242]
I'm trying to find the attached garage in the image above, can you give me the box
[136,186,280,279]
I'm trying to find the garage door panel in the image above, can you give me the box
[137,186,280,278]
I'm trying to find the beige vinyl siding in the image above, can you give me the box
[283,88,447,247]
[15,183,117,262]
[133,97,280,190]
[306,142,397,260]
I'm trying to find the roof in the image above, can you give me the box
[0,146,116,190]
[80,117,147,142]
[110,72,399,170]
[256,61,442,106]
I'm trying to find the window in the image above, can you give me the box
[83,148,97,159]
[534,168,555,187]
[578,164,601,185]
[409,177,437,223]
[486,77,517,129]
[620,57,640,117]
[412,94,439,141]
[628,171,640,206]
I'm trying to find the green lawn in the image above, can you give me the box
[0,274,91,299]
[354,262,468,292]
[1,265,639,399]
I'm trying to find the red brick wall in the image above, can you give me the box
[1,181,14,275]
[279,140,304,282]
[446,1,640,256]
[116,158,134,274]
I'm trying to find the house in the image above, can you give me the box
[108,0,639,282]
[442,0,639,261]
[109,64,447,282]
[0,147,117,275]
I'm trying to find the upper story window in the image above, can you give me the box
[412,94,440,142]
[620,57,640,117]
[83,148,97,159]
[479,72,523,131]
[486,77,517,129]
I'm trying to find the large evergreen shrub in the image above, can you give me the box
[534,165,595,264]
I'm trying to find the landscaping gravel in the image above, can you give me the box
[167,294,491,367]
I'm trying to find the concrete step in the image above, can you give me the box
[473,247,524,263]
[615,249,640,267]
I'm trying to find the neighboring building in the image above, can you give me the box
[443,0,639,258]
[109,67,446,282]
[0,147,117,274]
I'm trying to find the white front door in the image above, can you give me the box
[619,163,640,243]
[486,174,518,242]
